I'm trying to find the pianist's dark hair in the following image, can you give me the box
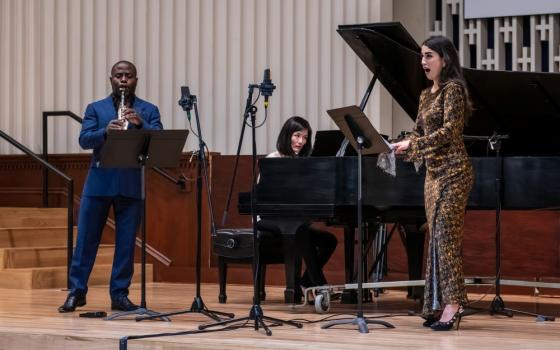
[422,35,472,119]
[276,116,313,157]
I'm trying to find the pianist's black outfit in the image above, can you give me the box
[257,151,337,289]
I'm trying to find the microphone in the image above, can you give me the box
[259,69,276,109]
[178,86,194,116]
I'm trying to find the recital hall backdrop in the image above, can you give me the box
[0,0,411,156]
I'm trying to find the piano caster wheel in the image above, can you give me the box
[314,291,330,314]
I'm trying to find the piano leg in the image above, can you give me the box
[403,222,426,300]
[370,222,386,299]
[218,256,228,304]
[341,225,358,304]
[281,233,303,304]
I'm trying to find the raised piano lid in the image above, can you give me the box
[337,22,426,121]
[337,22,560,157]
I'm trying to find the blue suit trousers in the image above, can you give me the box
[69,195,141,300]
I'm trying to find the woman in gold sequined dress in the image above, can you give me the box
[392,36,473,331]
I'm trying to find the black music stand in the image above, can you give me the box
[101,129,188,321]
[322,105,395,333]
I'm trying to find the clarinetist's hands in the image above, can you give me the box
[106,119,125,131]
[122,108,144,127]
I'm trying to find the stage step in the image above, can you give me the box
[0,263,152,289]
[0,244,114,269]
[0,226,77,248]
[0,207,153,290]
[0,207,68,227]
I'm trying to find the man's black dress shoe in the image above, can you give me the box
[111,296,140,311]
[58,294,86,313]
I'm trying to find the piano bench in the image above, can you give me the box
[213,228,284,304]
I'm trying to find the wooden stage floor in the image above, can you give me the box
[0,283,559,349]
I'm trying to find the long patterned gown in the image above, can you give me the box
[405,81,474,316]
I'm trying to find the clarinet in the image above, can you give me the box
[118,87,129,130]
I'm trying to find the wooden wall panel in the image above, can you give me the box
[0,153,205,283]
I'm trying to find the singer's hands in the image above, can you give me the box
[392,140,410,155]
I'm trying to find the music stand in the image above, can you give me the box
[321,105,395,333]
[101,129,188,321]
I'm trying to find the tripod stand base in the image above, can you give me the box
[105,307,171,321]
[198,305,302,336]
[135,296,235,322]
[489,295,513,317]
[465,295,555,321]
[321,316,394,333]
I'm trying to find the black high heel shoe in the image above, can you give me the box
[430,310,462,331]
[422,314,440,327]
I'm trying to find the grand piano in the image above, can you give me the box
[239,22,560,304]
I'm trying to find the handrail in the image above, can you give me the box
[0,129,74,290]
[152,167,187,189]
[42,111,83,207]
[42,111,185,205]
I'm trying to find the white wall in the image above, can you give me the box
[0,0,395,155]
[392,0,426,136]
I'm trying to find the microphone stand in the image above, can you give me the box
[136,91,234,322]
[463,133,554,321]
[198,83,302,336]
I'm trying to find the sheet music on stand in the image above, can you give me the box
[328,105,395,175]
[328,105,391,155]
[100,129,188,168]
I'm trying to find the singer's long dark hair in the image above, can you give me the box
[422,35,472,119]
[276,116,312,157]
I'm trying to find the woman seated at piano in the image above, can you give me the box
[257,116,338,291]
[392,35,474,331]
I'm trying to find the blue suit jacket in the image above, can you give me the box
[79,95,163,199]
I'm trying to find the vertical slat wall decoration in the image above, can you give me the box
[0,0,393,155]
[427,0,560,72]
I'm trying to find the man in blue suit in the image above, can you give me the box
[59,60,163,313]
